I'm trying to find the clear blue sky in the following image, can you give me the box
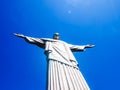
[1,0,120,90]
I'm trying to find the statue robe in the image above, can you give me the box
[25,36,90,90]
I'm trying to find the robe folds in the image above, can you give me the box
[25,36,90,90]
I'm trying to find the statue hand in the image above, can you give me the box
[13,33,25,38]
[85,44,95,48]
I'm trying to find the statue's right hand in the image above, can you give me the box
[13,33,25,38]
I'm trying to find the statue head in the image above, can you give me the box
[53,33,60,40]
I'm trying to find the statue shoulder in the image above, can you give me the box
[41,38,67,44]
[41,38,56,42]
[58,40,68,44]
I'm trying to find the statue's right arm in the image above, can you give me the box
[13,33,45,48]
[13,33,25,38]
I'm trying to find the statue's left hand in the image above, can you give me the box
[85,44,95,48]
[13,33,25,38]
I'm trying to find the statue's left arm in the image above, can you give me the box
[69,44,95,52]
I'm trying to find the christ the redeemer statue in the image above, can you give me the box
[14,33,94,90]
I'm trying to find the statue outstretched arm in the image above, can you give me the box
[84,44,95,48]
[14,33,25,38]
[69,44,95,52]
[13,33,45,48]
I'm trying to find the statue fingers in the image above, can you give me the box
[13,33,25,38]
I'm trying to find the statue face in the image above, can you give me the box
[53,33,60,40]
